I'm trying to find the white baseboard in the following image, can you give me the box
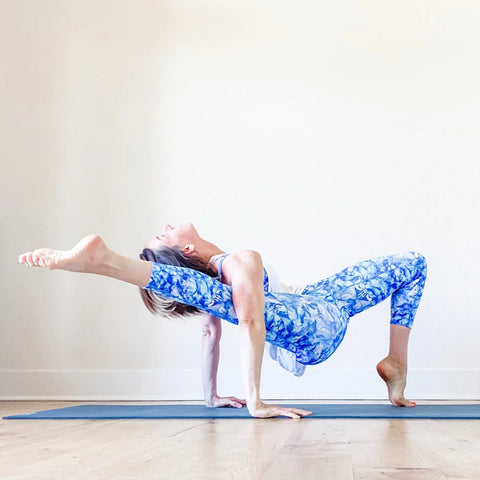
[0,368,479,401]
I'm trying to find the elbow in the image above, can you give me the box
[238,316,266,330]
[201,326,221,342]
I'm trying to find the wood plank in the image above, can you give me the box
[1,401,479,480]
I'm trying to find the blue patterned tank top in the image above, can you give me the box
[210,253,270,293]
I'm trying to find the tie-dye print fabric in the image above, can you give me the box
[212,253,308,375]
[301,251,427,328]
[142,251,427,375]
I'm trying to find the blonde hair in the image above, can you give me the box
[138,245,216,318]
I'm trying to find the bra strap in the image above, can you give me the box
[216,254,229,281]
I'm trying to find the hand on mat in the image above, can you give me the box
[206,395,246,409]
[248,401,312,419]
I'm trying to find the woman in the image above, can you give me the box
[18,223,427,419]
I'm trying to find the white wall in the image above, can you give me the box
[1,0,479,400]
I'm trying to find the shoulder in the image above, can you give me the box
[228,249,262,263]
[220,249,263,284]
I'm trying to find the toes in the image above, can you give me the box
[401,398,416,407]
[31,253,42,266]
[35,254,53,268]
[38,256,49,268]
[18,251,50,268]
[393,397,416,407]
[25,253,34,266]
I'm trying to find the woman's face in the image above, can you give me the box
[146,223,199,250]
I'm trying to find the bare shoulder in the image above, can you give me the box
[221,249,263,285]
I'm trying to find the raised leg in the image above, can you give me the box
[18,234,236,321]
[18,234,153,288]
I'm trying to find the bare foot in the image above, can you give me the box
[18,234,109,274]
[376,356,416,407]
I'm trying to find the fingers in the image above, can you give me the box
[250,403,312,419]
[288,408,313,416]
[272,407,299,419]
[278,407,313,419]
[222,400,242,408]
[214,396,246,408]
[226,397,246,408]
[282,409,301,419]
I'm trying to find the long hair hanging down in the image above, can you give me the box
[138,246,217,318]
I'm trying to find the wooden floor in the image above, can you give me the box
[1,400,479,480]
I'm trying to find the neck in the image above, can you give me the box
[194,239,225,265]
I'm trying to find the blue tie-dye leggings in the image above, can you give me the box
[269,251,427,374]
[301,251,427,328]
[142,251,427,365]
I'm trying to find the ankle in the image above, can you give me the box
[87,244,115,275]
[385,354,407,369]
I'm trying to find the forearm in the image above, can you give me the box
[238,319,266,408]
[202,336,220,404]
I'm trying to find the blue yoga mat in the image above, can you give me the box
[4,403,480,420]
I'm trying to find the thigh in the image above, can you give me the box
[301,252,426,317]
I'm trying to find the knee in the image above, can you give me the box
[408,251,427,276]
